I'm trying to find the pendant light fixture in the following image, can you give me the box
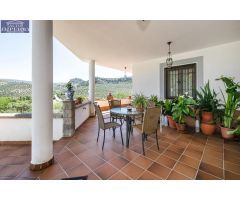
[166,41,173,67]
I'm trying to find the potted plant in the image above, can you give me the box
[216,76,240,139]
[196,81,219,123]
[75,96,85,104]
[148,95,164,108]
[163,99,177,129]
[132,93,148,112]
[65,81,75,100]
[228,116,240,136]
[200,121,216,135]
[172,96,196,132]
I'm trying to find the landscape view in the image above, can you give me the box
[0,77,132,113]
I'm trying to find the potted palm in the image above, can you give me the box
[163,99,177,129]
[172,96,196,132]
[132,93,148,112]
[148,95,164,108]
[196,81,219,135]
[196,81,219,123]
[65,81,75,100]
[216,76,240,139]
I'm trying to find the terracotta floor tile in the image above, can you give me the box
[224,161,240,175]
[98,150,118,161]
[0,165,26,177]
[66,163,91,178]
[56,156,82,171]
[179,154,199,169]
[80,155,105,170]
[163,149,181,160]
[17,168,45,179]
[130,145,143,154]
[138,171,160,180]
[132,155,153,169]
[109,156,129,169]
[2,117,240,180]
[224,153,240,165]
[196,170,221,180]
[109,171,130,180]
[0,156,30,166]
[156,155,176,169]
[121,150,139,161]
[199,162,223,179]
[121,163,144,179]
[168,145,185,154]
[202,154,223,169]
[204,148,223,160]
[183,148,202,160]
[144,149,160,160]
[167,170,190,180]
[94,163,117,179]
[174,162,197,179]
[147,162,171,179]
[205,144,223,153]
[39,163,65,180]
[224,170,240,180]
[87,173,101,180]
[149,145,165,154]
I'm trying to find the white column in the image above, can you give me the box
[89,60,95,116]
[31,20,53,167]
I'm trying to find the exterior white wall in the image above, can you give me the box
[75,103,90,129]
[132,41,240,98]
[0,118,63,141]
[132,61,160,97]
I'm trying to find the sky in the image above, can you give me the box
[0,22,132,83]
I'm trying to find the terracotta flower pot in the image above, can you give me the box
[201,111,213,123]
[167,115,177,129]
[176,123,186,132]
[220,126,234,139]
[201,123,216,136]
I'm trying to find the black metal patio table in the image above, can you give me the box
[110,107,143,147]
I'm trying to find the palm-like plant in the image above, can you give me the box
[132,93,148,109]
[149,95,164,108]
[216,76,240,128]
[196,81,219,113]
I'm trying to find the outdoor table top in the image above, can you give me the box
[110,107,143,116]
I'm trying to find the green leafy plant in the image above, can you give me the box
[216,76,240,128]
[196,81,219,113]
[162,98,178,116]
[76,96,86,104]
[132,93,148,109]
[66,81,73,91]
[148,95,164,108]
[229,116,240,135]
[172,96,196,124]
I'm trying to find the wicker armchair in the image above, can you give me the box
[94,103,124,150]
[108,99,124,125]
[134,107,161,155]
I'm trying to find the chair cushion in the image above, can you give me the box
[104,122,121,129]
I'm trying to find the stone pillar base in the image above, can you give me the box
[30,156,54,171]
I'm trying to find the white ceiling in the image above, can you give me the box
[53,20,240,72]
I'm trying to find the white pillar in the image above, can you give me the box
[31,20,53,169]
[89,60,95,116]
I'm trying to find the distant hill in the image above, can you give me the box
[0,77,132,99]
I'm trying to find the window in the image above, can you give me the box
[165,63,196,99]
